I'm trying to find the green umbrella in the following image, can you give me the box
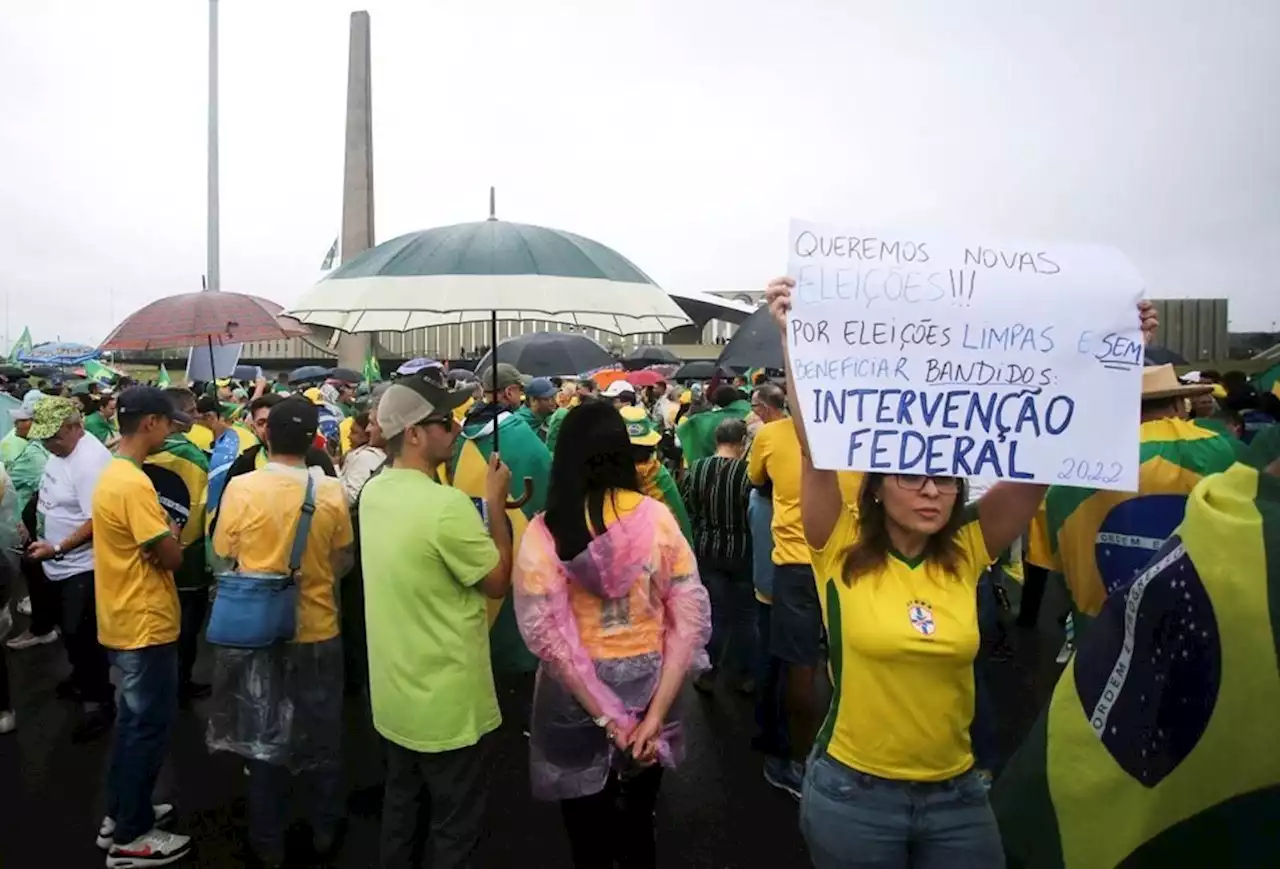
[286,199,691,502]
[285,215,689,336]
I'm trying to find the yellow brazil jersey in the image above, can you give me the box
[212,464,354,643]
[340,416,354,456]
[747,418,866,565]
[91,458,182,650]
[810,503,989,782]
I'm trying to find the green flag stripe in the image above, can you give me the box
[814,578,843,755]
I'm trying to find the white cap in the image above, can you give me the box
[9,389,44,422]
[603,380,636,398]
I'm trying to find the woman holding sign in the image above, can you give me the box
[764,277,1156,869]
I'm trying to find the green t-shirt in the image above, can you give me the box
[83,411,115,445]
[358,467,502,752]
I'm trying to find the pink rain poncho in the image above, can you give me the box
[514,496,711,801]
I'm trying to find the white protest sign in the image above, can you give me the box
[786,219,1145,492]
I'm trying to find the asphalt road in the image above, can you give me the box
[0,586,1068,868]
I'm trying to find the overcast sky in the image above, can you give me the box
[1,0,1277,348]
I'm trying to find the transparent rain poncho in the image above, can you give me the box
[205,636,344,773]
[514,497,711,801]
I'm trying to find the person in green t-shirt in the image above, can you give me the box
[359,377,513,866]
[511,378,559,442]
[80,393,118,446]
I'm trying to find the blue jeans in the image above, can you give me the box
[701,558,757,681]
[107,643,179,844]
[800,753,1004,869]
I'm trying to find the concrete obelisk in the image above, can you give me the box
[335,10,374,370]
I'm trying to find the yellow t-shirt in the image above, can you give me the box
[809,503,990,782]
[212,464,354,643]
[186,424,214,452]
[339,416,355,456]
[92,458,181,650]
[747,418,865,565]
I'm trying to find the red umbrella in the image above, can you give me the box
[627,369,667,388]
[100,291,309,352]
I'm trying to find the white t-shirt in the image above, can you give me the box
[37,434,113,580]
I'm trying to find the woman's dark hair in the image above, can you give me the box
[711,384,742,408]
[544,401,641,560]
[75,393,98,415]
[841,474,969,585]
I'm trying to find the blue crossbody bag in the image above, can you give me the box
[206,476,315,648]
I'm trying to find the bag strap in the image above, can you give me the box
[288,475,317,578]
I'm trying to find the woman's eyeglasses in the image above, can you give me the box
[893,474,960,494]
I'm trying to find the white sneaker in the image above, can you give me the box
[5,627,59,650]
[16,596,31,616]
[97,804,176,850]
[105,828,191,867]
[0,711,14,734]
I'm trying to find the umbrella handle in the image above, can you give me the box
[506,476,535,511]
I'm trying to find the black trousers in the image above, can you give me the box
[58,571,113,704]
[560,766,664,869]
[22,557,60,637]
[177,588,208,687]
[380,736,489,869]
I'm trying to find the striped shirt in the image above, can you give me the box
[680,455,752,563]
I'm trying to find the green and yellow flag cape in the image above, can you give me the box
[449,409,553,674]
[1046,418,1236,617]
[994,461,1280,868]
[675,399,751,465]
[144,434,211,591]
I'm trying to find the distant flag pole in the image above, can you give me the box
[320,236,339,271]
[156,364,172,388]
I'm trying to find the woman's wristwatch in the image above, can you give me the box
[593,714,611,729]
[52,543,64,561]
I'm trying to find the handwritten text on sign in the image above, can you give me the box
[787,220,1144,491]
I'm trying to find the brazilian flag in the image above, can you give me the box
[994,462,1280,868]
[144,434,211,591]
[1046,418,1236,619]
[448,409,553,674]
[1255,363,1280,401]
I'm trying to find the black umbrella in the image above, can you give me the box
[1144,345,1188,366]
[233,365,262,382]
[621,345,681,370]
[327,367,361,383]
[289,365,330,384]
[448,368,478,383]
[0,365,25,379]
[716,306,781,372]
[475,331,615,379]
[672,359,734,382]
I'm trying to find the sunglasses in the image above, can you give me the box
[893,475,961,494]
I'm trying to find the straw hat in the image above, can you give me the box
[1142,364,1213,401]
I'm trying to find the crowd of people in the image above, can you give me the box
[0,280,1278,868]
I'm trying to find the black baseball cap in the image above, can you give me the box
[267,396,320,443]
[117,386,192,426]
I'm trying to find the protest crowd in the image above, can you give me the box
[0,277,1278,869]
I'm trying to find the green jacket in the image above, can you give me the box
[513,405,554,443]
[0,431,48,513]
[654,464,694,545]
[545,406,571,454]
[676,399,751,465]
